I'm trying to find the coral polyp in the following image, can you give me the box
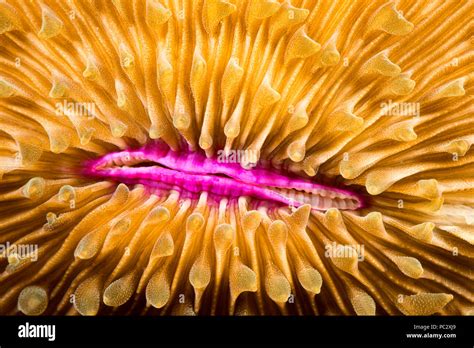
[0,0,473,316]
[84,141,364,210]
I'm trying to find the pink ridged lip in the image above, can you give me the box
[82,141,365,211]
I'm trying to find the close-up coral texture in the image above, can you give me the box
[0,0,472,316]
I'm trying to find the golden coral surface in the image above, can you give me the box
[0,0,473,315]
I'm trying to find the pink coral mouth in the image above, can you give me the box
[83,141,365,211]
